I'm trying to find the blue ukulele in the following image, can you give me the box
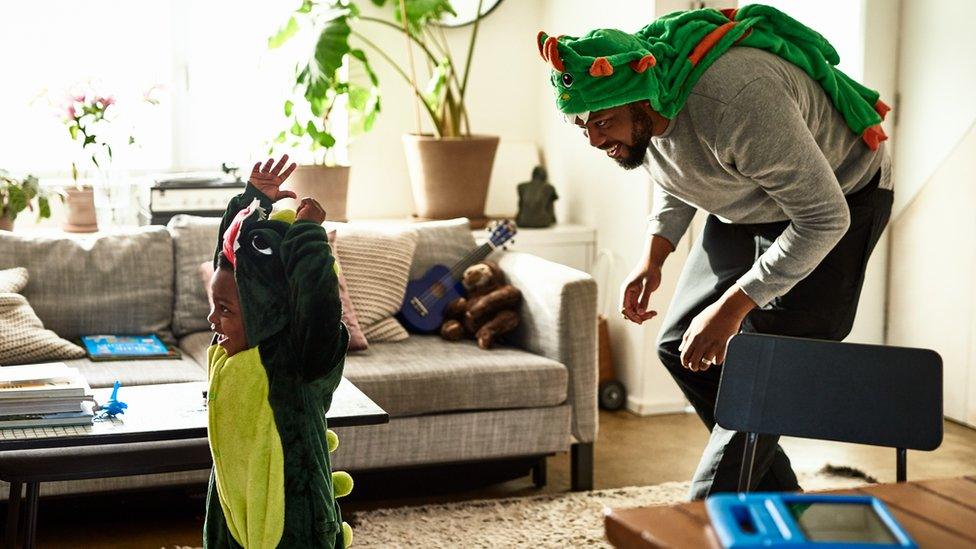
[398,220,517,334]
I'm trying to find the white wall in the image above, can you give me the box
[892,0,976,217]
[887,0,976,426]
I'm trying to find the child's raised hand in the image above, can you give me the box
[296,197,326,224]
[249,155,298,201]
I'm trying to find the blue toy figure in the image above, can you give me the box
[97,380,128,419]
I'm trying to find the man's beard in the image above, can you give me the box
[613,104,655,170]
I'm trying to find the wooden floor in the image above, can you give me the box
[17,411,976,548]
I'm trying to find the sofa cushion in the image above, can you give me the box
[344,335,567,418]
[329,226,417,342]
[179,330,213,370]
[406,217,476,280]
[167,215,221,337]
[0,268,86,365]
[65,356,207,389]
[0,227,175,341]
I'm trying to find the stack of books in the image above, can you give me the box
[0,363,95,428]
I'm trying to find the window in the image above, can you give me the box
[0,1,338,180]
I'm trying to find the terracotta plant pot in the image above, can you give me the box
[63,187,99,233]
[281,165,350,222]
[0,215,12,232]
[402,134,499,228]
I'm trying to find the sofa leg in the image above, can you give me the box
[571,442,594,491]
[532,458,547,488]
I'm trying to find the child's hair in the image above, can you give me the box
[217,252,234,271]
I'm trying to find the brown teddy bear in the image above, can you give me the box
[440,261,522,349]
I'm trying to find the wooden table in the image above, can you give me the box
[605,477,976,548]
[0,379,387,548]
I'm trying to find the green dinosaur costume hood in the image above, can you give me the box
[221,199,293,347]
[538,4,890,150]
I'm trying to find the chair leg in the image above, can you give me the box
[24,482,39,549]
[571,442,593,491]
[532,458,547,488]
[4,481,22,549]
[737,432,759,493]
[896,448,907,483]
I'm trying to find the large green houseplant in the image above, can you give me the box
[271,0,497,225]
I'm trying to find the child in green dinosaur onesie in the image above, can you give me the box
[204,154,353,548]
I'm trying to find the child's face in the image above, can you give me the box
[207,267,248,357]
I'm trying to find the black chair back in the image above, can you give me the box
[716,333,943,490]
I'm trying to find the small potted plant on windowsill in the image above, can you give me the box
[0,170,53,231]
[271,0,496,226]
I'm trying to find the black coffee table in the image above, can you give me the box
[0,379,387,548]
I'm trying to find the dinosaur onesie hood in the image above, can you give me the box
[204,187,353,548]
[538,4,890,150]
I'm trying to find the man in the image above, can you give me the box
[538,6,892,499]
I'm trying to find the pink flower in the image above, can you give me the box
[72,94,86,103]
[66,104,76,119]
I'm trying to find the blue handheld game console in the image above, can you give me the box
[706,493,917,548]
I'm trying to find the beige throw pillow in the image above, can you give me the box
[0,268,86,365]
[330,226,418,342]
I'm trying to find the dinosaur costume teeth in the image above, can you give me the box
[539,4,890,150]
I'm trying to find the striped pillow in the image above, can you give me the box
[0,268,86,365]
[331,226,418,342]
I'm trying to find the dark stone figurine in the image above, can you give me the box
[516,166,558,228]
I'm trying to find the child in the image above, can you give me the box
[204,154,353,548]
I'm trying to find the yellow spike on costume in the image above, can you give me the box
[270,208,297,224]
[333,470,353,498]
[327,429,339,453]
[342,521,354,547]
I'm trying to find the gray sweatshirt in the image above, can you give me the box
[645,46,889,307]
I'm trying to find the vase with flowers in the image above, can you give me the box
[60,92,121,231]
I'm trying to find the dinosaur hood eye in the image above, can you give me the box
[251,234,273,255]
[561,73,574,88]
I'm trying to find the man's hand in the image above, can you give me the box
[620,264,661,325]
[295,197,326,224]
[249,154,298,202]
[679,286,756,372]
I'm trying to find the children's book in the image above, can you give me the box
[80,334,181,361]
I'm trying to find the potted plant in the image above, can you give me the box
[0,170,53,231]
[59,92,116,232]
[268,1,382,222]
[271,0,497,226]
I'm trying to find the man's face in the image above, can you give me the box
[207,267,248,357]
[576,102,657,170]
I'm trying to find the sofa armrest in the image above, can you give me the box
[497,251,598,444]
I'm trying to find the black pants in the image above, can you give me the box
[657,171,892,500]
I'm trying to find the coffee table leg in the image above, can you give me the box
[4,481,22,549]
[24,482,39,549]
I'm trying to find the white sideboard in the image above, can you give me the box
[475,224,596,273]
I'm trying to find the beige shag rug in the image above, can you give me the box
[346,468,872,549]
[169,467,872,549]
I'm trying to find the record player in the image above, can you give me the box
[140,165,245,225]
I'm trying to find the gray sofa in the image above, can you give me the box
[0,217,597,499]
